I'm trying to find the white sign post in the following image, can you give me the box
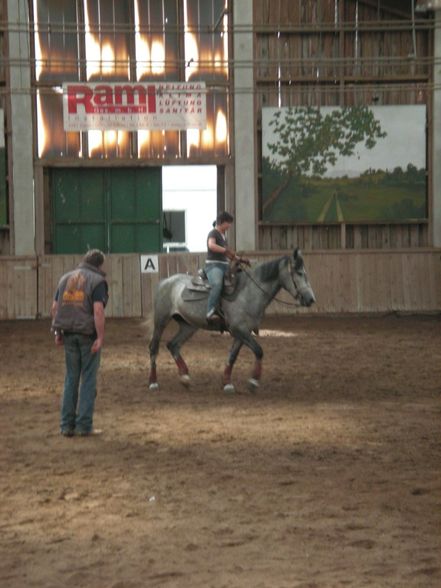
[140,254,159,273]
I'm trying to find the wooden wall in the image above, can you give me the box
[254,0,432,250]
[0,257,37,319]
[0,251,440,320]
[0,1,9,255]
[295,249,441,314]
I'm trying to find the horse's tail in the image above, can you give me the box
[140,275,168,340]
[141,278,162,339]
[142,315,154,339]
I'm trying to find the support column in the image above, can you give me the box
[433,10,441,245]
[233,0,256,251]
[7,0,35,255]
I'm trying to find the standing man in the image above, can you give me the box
[51,249,109,437]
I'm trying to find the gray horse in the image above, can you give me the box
[148,248,315,393]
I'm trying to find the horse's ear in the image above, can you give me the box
[293,247,303,269]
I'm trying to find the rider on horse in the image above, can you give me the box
[205,211,247,323]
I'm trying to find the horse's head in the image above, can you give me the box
[283,248,315,307]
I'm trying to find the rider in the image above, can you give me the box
[205,211,237,322]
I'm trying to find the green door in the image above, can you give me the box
[109,168,162,253]
[52,168,162,254]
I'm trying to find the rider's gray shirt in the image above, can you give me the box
[206,229,229,264]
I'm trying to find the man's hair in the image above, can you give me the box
[83,249,105,268]
[216,211,234,225]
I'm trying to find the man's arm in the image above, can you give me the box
[51,300,64,346]
[51,300,58,319]
[91,301,105,354]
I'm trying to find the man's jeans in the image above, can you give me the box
[60,333,101,433]
[205,262,228,315]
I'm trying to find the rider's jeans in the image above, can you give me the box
[205,262,228,315]
[60,333,101,433]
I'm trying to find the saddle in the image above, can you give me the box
[181,261,242,302]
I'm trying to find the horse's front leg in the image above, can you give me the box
[231,329,263,392]
[223,339,243,393]
[149,327,163,391]
[166,320,197,388]
[249,355,263,391]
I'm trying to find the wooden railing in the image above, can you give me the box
[0,250,440,320]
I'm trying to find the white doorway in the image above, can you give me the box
[162,165,217,252]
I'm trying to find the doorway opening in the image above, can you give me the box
[162,165,217,253]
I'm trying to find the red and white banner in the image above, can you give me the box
[63,82,207,131]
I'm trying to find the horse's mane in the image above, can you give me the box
[255,256,288,283]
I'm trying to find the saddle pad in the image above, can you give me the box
[181,287,209,302]
[191,275,210,289]
[188,283,210,293]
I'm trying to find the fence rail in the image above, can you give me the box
[0,250,440,320]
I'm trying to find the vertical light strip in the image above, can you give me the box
[134,0,150,79]
[183,0,199,81]
[136,0,150,154]
[32,0,42,81]
[33,0,44,157]
[151,40,165,74]
[185,0,200,154]
[355,0,359,63]
[223,0,229,75]
[83,0,101,79]
[36,91,46,157]
[84,0,102,155]
[277,31,281,108]
[88,130,103,157]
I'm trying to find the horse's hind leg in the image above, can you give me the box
[149,319,168,391]
[223,338,243,393]
[166,318,197,388]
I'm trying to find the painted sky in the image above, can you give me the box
[262,105,426,178]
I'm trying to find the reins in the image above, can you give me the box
[238,260,303,308]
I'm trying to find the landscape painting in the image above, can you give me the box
[262,105,427,223]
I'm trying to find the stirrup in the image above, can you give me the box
[206,309,221,321]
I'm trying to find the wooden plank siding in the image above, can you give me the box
[248,249,441,315]
[1,251,440,320]
[0,257,37,319]
[254,0,432,250]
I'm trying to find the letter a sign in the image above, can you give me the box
[140,254,159,273]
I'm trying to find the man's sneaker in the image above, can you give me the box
[60,429,74,437]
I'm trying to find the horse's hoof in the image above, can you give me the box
[223,383,235,394]
[247,378,259,392]
[149,382,159,392]
[180,374,191,388]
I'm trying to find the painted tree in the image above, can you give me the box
[266,106,387,178]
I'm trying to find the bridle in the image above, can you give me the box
[289,258,313,305]
[239,257,306,308]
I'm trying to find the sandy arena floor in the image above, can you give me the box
[1,314,441,588]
